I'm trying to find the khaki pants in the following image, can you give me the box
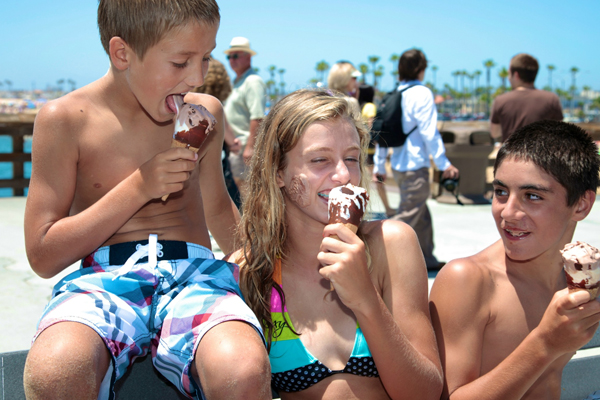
[391,167,439,268]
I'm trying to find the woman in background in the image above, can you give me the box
[194,59,242,208]
[327,61,361,117]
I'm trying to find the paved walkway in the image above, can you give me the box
[1,185,599,353]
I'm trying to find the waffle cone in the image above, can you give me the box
[328,223,359,291]
[329,223,359,241]
[161,139,200,201]
[568,286,600,300]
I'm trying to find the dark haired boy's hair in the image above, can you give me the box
[98,0,220,60]
[494,120,600,206]
[509,53,539,84]
[398,49,428,81]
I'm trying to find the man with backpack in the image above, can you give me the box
[372,49,459,271]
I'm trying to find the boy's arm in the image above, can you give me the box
[430,258,600,400]
[193,95,240,255]
[24,102,197,278]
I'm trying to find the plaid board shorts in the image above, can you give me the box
[33,235,264,400]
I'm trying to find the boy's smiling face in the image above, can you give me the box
[492,157,579,262]
[122,21,218,123]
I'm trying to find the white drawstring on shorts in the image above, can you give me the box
[112,234,164,280]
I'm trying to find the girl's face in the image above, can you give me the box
[277,117,362,225]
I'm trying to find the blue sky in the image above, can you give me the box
[1,0,599,94]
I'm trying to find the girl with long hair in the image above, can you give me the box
[230,89,442,399]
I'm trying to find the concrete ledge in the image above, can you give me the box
[561,353,600,400]
[1,350,279,399]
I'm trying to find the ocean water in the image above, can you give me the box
[0,135,31,197]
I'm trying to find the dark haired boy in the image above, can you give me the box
[430,120,600,399]
[490,53,563,142]
[23,1,270,398]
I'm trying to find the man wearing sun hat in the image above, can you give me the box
[223,37,266,194]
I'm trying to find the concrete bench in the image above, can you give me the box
[1,351,279,399]
[2,330,598,399]
[561,329,600,400]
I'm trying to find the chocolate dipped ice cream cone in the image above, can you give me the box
[560,241,600,300]
[161,95,217,201]
[326,184,369,290]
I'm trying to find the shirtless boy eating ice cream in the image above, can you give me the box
[429,120,600,400]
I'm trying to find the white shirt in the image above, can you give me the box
[373,80,451,174]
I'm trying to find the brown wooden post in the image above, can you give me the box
[0,121,33,196]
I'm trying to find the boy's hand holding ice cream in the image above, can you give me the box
[162,95,217,201]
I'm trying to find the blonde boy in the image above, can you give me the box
[23,1,269,398]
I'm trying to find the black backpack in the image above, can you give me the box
[371,85,418,148]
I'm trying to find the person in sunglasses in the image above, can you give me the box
[224,36,267,197]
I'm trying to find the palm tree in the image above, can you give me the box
[451,71,460,93]
[4,79,13,96]
[390,53,400,88]
[267,66,277,99]
[466,72,475,113]
[546,64,556,91]
[483,59,496,115]
[368,56,380,86]
[358,63,369,84]
[374,65,384,90]
[498,67,509,92]
[278,69,286,98]
[315,60,330,84]
[67,79,76,92]
[57,79,65,96]
[431,65,438,93]
[451,71,461,113]
[473,70,482,113]
[570,66,579,114]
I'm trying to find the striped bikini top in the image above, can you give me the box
[269,259,379,393]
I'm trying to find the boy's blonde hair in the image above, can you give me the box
[98,0,220,60]
[238,89,370,348]
[327,62,358,93]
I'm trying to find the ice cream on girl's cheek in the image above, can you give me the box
[287,174,310,208]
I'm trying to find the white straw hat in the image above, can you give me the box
[223,37,257,56]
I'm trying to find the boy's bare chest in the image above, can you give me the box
[73,120,177,206]
[482,282,569,396]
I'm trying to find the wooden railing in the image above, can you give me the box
[0,117,597,198]
[0,119,33,196]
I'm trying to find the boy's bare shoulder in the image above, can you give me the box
[34,83,103,135]
[433,241,505,301]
